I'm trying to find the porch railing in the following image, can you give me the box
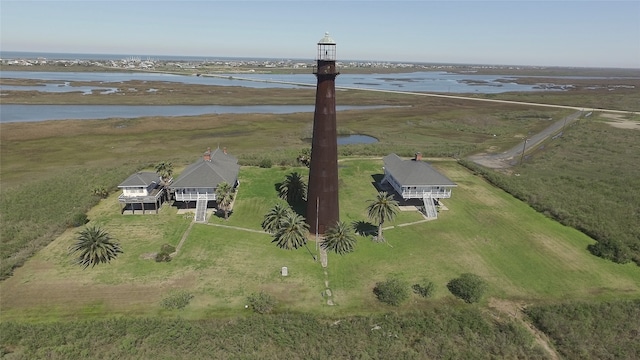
[118,190,164,203]
[401,190,452,199]
[174,193,216,201]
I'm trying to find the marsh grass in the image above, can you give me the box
[0,307,547,359]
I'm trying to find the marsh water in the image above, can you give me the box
[1,69,567,123]
[1,70,560,93]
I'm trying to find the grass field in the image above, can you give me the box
[1,159,637,322]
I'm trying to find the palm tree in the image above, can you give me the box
[69,225,123,268]
[215,182,235,220]
[261,203,292,234]
[278,172,307,205]
[272,211,310,250]
[154,162,174,185]
[322,221,357,255]
[367,191,400,242]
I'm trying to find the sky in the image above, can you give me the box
[1,0,639,68]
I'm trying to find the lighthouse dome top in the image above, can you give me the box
[317,32,336,45]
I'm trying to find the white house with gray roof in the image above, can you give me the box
[381,153,457,218]
[118,172,165,214]
[170,147,240,222]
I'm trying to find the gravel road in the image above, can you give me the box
[468,111,584,168]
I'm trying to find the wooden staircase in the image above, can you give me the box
[422,194,438,219]
[194,198,208,223]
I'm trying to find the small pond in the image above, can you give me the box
[337,134,378,145]
[304,134,379,146]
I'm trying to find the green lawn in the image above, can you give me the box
[1,159,638,322]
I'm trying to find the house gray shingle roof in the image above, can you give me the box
[171,148,240,189]
[383,154,456,187]
[118,172,160,188]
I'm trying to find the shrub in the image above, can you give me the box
[412,280,436,298]
[247,291,276,314]
[160,291,193,310]
[447,273,488,304]
[258,158,273,168]
[155,244,176,262]
[373,278,409,306]
[92,187,109,199]
[69,213,88,227]
[587,240,631,264]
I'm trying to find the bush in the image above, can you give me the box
[69,213,88,227]
[92,187,109,199]
[373,278,409,306]
[155,244,176,262]
[447,273,488,304]
[160,291,193,310]
[258,158,273,168]
[587,240,631,264]
[412,280,435,298]
[247,291,276,314]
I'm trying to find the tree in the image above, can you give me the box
[366,191,399,242]
[69,225,122,268]
[154,162,174,184]
[278,172,307,205]
[215,182,235,220]
[322,221,357,255]
[447,273,488,304]
[272,211,309,250]
[261,203,292,234]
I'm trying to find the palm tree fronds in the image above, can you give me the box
[322,221,357,255]
[69,225,123,269]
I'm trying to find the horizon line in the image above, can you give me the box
[1,50,638,70]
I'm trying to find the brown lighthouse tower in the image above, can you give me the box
[306,32,340,236]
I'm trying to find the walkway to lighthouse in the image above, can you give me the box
[316,237,335,306]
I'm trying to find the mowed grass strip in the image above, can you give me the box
[1,159,638,321]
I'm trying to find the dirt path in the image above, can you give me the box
[489,299,561,360]
[468,110,583,169]
[171,221,195,256]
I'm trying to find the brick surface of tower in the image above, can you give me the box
[306,32,340,236]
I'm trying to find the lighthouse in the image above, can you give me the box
[306,32,340,236]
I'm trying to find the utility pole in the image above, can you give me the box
[520,139,529,163]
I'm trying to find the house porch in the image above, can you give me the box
[118,188,165,214]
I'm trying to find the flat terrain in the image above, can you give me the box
[1,64,639,359]
[1,159,638,321]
